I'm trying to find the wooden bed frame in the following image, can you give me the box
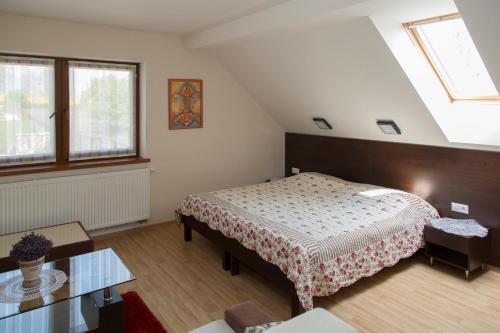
[181,214,305,317]
[180,132,500,318]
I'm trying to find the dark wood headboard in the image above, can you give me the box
[285,132,500,266]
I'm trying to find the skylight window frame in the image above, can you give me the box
[403,13,500,104]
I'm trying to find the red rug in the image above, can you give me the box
[88,291,168,333]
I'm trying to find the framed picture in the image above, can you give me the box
[168,79,203,130]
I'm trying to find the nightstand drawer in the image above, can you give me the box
[424,226,469,254]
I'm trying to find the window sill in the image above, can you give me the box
[0,157,151,177]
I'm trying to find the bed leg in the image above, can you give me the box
[230,256,240,276]
[222,252,231,271]
[290,288,305,318]
[183,223,192,242]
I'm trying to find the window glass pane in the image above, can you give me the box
[416,17,498,99]
[69,61,136,159]
[0,56,55,165]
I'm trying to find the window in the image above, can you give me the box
[0,54,141,171]
[69,61,136,159]
[404,13,499,102]
[0,56,56,164]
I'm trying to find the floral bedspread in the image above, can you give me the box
[176,173,439,310]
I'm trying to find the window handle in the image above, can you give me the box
[49,108,69,120]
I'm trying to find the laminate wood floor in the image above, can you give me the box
[95,222,500,333]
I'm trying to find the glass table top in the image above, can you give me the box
[0,248,134,321]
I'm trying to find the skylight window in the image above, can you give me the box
[404,13,499,102]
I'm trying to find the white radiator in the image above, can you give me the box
[0,168,150,234]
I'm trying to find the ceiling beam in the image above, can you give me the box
[184,0,369,50]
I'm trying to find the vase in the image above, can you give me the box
[18,256,45,288]
[19,296,45,311]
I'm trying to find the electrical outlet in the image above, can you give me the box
[291,167,300,175]
[451,202,469,214]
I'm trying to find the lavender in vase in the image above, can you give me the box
[10,233,53,287]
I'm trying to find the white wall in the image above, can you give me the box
[0,13,285,224]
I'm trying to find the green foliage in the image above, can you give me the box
[78,74,131,135]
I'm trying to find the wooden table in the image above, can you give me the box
[424,224,489,280]
[0,222,94,273]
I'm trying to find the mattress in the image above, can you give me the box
[177,173,439,310]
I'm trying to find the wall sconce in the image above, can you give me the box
[313,117,332,130]
[377,120,401,135]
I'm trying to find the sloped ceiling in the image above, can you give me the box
[371,0,500,148]
[204,0,500,152]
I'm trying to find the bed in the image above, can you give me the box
[177,173,439,316]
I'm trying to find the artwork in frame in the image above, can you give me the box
[168,79,203,130]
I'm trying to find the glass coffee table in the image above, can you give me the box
[0,248,135,333]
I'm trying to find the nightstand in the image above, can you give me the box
[424,224,489,280]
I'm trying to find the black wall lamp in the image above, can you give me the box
[313,117,332,130]
[377,120,401,135]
